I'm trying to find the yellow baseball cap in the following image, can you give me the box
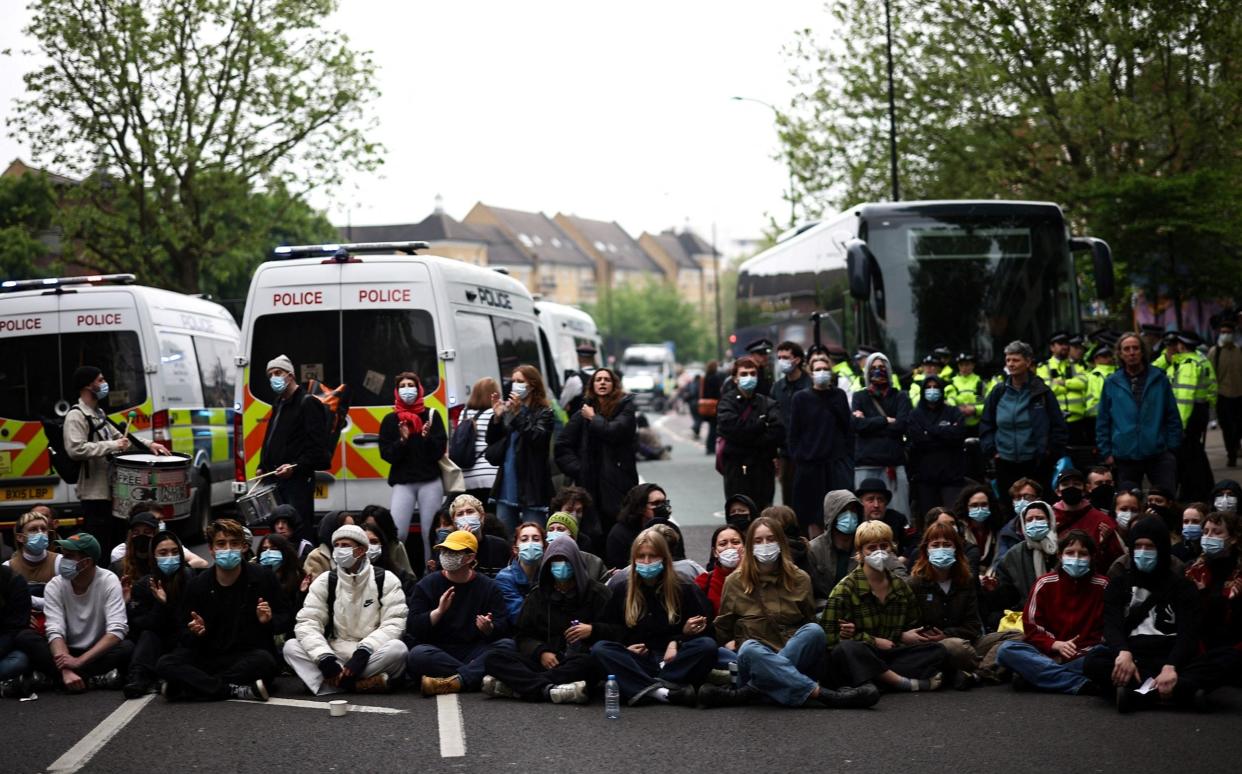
[434,529,478,553]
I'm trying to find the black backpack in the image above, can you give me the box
[324,566,387,640]
[41,406,93,484]
[448,409,479,470]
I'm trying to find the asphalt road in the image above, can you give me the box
[9,410,1242,774]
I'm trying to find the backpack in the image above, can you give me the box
[302,380,350,470]
[41,406,92,484]
[448,409,479,469]
[324,566,386,640]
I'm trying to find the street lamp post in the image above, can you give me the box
[883,0,900,201]
[730,95,796,228]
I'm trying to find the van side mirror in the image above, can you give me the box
[845,239,873,301]
[1070,236,1114,299]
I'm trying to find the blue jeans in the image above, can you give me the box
[738,623,824,707]
[0,634,28,680]
[590,637,717,700]
[407,639,516,691]
[997,640,1096,694]
[495,502,549,534]
[716,647,739,669]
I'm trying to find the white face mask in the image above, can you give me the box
[716,547,741,569]
[366,544,382,562]
[1215,495,1238,513]
[1220,333,1235,347]
[864,550,889,570]
[753,542,781,564]
[1115,510,1136,529]
[333,546,360,570]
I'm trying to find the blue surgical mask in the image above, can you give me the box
[777,359,794,375]
[812,371,833,388]
[1115,510,1136,529]
[157,556,182,575]
[518,542,544,564]
[924,388,943,402]
[455,516,481,535]
[835,512,859,535]
[968,506,991,523]
[269,375,287,395]
[549,560,574,581]
[738,375,758,392]
[1201,536,1228,558]
[1061,555,1091,578]
[25,532,49,553]
[511,382,528,398]
[259,549,283,568]
[58,558,80,580]
[398,387,418,404]
[436,528,453,545]
[1132,548,1158,573]
[214,549,242,570]
[94,381,110,400]
[1013,498,1031,515]
[635,560,664,579]
[1025,520,1050,541]
[545,530,563,543]
[1182,524,1203,542]
[928,547,956,568]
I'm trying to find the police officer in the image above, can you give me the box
[1161,332,1217,500]
[932,345,955,379]
[908,354,944,404]
[1084,344,1116,420]
[1038,331,1089,452]
[559,344,599,416]
[948,352,986,431]
[743,338,775,397]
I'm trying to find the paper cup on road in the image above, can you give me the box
[328,699,349,717]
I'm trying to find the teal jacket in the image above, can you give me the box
[1095,366,1182,460]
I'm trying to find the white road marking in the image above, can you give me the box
[228,696,407,714]
[436,693,466,757]
[46,694,156,773]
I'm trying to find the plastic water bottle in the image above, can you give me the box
[604,674,620,719]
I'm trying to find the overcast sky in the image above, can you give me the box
[0,0,826,253]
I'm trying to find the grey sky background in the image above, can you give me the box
[0,0,827,253]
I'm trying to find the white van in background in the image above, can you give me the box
[621,343,677,412]
[0,274,240,534]
[534,300,602,398]
[233,242,551,517]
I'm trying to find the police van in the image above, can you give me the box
[534,299,602,397]
[233,242,554,515]
[0,274,241,532]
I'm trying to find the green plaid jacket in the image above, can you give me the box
[820,566,921,647]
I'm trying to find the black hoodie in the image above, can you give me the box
[514,539,611,660]
[129,529,196,642]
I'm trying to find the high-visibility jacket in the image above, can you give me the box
[1037,356,1087,423]
[947,372,986,426]
[1165,352,1216,426]
[1085,364,1116,417]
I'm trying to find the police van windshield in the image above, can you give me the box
[0,331,147,420]
[249,310,439,405]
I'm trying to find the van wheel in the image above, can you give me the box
[178,468,212,542]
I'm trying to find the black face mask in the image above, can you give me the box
[1089,485,1115,511]
[1060,487,1085,507]
[651,503,672,521]
[131,534,153,559]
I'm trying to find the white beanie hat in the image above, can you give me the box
[266,354,295,375]
[332,524,369,547]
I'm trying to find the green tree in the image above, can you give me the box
[10,0,382,293]
[585,279,714,362]
[0,172,56,280]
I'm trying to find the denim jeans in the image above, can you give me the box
[996,640,1097,694]
[0,634,29,680]
[737,623,825,706]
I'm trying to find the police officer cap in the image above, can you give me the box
[1049,331,1070,344]
[933,345,952,358]
[745,338,774,354]
[1175,330,1201,347]
[1067,334,1085,347]
[956,352,976,362]
[921,354,939,365]
[1093,345,1113,358]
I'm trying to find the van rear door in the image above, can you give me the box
[0,295,63,506]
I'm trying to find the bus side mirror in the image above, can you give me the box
[845,239,873,300]
[1070,236,1114,300]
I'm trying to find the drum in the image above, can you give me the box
[237,480,281,526]
[111,453,192,519]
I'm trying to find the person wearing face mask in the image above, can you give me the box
[1211,479,1240,515]
[606,484,671,570]
[771,342,813,509]
[717,356,785,510]
[1052,469,1121,574]
[996,529,1107,694]
[269,504,315,563]
[543,512,608,583]
[908,522,984,690]
[26,532,133,693]
[1172,502,1209,562]
[1095,332,1181,494]
[850,353,913,520]
[950,485,1003,572]
[4,510,64,611]
[1086,465,1117,514]
[907,373,968,525]
[703,517,879,709]
[110,511,160,595]
[1111,486,1143,539]
[482,537,609,704]
[284,525,408,695]
[696,525,746,616]
[258,355,329,548]
[63,366,166,557]
[486,365,555,534]
[445,494,510,577]
[821,520,949,693]
[255,533,308,640]
[406,529,514,695]
[379,371,449,567]
[984,501,1059,630]
[807,491,867,605]
[303,511,355,581]
[360,504,415,577]
[788,352,854,539]
[1209,320,1242,468]
[590,529,716,706]
[156,519,286,701]
[360,524,419,606]
[1183,511,1242,691]
[122,530,195,697]
[723,493,760,532]
[994,478,1045,564]
[494,523,547,625]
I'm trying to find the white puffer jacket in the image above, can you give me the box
[293,560,408,661]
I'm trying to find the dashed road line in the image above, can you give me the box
[436,693,466,757]
[45,694,156,773]
[228,696,408,714]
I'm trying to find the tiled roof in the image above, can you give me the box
[480,205,594,267]
[651,233,700,270]
[558,214,663,273]
[336,212,486,244]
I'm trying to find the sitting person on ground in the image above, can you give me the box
[995,478,1044,562]
[123,530,196,697]
[906,508,981,576]
[256,533,309,640]
[1111,485,1144,544]
[952,485,1005,571]
[304,511,355,581]
[4,509,63,617]
[360,524,419,604]
[361,504,416,577]
[110,509,209,575]
[156,519,288,702]
[590,528,717,706]
[702,517,879,709]
[908,521,984,689]
[996,529,1107,694]
[0,566,32,697]
[406,530,514,695]
[983,501,1060,630]
[821,520,949,693]
[1053,468,1122,574]
[807,490,865,605]
[696,525,746,616]
[1173,501,1209,562]
[724,494,760,532]
[482,537,609,704]
[544,511,608,582]
[1182,510,1242,694]
[856,478,914,561]
[761,505,812,576]
[605,484,670,570]
[447,495,510,577]
[549,485,599,552]
[494,522,546,626]
[606,518,706,590]
[284,524,408,695]
[269,504,315,562]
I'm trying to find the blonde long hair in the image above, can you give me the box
[624,528,681,627]
[736,516,800,595]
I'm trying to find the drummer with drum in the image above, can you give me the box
[65,366,169,555]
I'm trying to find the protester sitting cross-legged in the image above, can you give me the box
[821,520,949,693]
[701,517,879,709]
[1181,510,1242,700]
[544,511,608,582]
[482,537,610,704]
[405,530,514,695]
[123,530,196,697]
[696,525,745,616]
[283,524,408,695]
[494,522,546,626]
[361,504,416,577]
[807,490,865,605]
[995,529,1108,695]
[444,494,511,577]
[590,528,717,706]
[156,519,288,702]
[908,521,985,690]
[606,483,671,570]
[256,533,308,641]
[983,501,1060,629]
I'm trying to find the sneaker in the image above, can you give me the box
[123,679,158,699]
[29,672,51,691]
[817,683,881,709]
[698,683,758,709]
[421,675,463,696]
[0,677,30,699]
[659,681,697,707]
[160,680,179,701]
[87,669,122,691]
[480,675,515,699]
[548,681,589,705]
[229,680,269,702]
[354,674,390,694]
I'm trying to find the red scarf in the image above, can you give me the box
[394,386,425,434]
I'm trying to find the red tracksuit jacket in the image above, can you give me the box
[1022,568,1108,657]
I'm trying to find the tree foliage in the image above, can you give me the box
[0,172,57,280]
[584,279,714,363]
[10,0,381,292]
[783,0,1242,307]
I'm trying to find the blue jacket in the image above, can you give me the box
[979,374,1067,461]
[1095,366,1182,461]
[494,560,536,626]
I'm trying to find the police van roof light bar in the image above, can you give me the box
[0,273,136,293]
[271,241,430,261]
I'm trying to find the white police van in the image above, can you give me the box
[534,299,602,398]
